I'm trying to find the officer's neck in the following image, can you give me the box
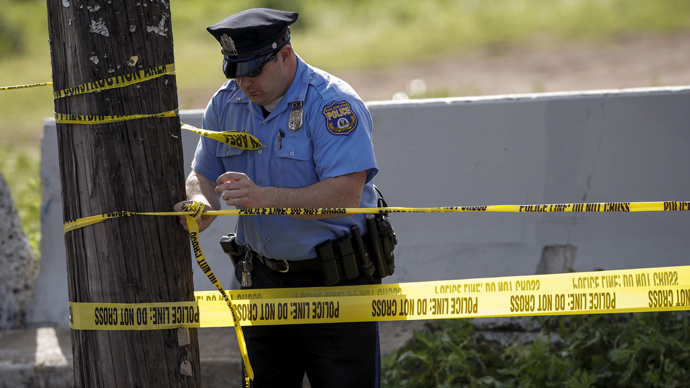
[261,96,284,118]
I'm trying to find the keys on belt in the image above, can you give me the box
[240,256,253,288]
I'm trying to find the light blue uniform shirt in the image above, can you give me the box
[192,55,378,260]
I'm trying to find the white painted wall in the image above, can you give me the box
[28,86,690,328]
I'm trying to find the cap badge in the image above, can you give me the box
[220,34,238,57]
[288,101,304,131]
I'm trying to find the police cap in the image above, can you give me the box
[207,8,298,78]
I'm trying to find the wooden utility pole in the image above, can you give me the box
[46,1,201,386]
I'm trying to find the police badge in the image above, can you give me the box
[220,34,238,57]
[288,101,304,131]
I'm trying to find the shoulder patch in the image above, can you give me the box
[323,101,358,135]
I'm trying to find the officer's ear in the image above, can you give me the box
[277,45,293,63]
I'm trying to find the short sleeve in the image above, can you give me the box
[311,98,378,183]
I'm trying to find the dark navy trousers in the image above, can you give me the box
[236,259,380,388]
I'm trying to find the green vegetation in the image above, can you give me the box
[4,0,690,139]
[0,146,41,259]
[383,312,690,387]
[0,0,689,301]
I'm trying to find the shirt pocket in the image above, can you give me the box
[276,138,312,161]
[275,138,317,186]
[215,143,245,158]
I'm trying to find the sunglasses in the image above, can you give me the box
[223,51,278,79]
[242,53,277,78]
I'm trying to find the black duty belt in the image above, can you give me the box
[248,250,321,273]
[221,205,397,285]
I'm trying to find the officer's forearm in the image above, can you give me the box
[186,170,221,211]
[261,171,366,219]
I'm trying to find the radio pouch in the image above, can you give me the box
[370,185,398,278]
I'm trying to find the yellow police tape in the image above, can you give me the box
[70,265,690,330]
[181,202,254,381]
[63,200,689,387]
[3,66,263,150]
[0,82,53,91]
[53,63,175,99]
[181,124,263,151]
[52,114,263,149]
[0,64,174,96]
[55,110,180,125]
[63,200,690,233]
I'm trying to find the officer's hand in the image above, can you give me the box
[173,200,217,233]
[215,172,264,208]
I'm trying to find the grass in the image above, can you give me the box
[2,0,690,258]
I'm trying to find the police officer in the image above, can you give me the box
[174,8,381,388]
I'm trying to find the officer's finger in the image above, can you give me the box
[216,171,245,185]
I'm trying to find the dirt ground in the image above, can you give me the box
[332,31,690,102]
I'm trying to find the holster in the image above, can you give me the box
[219,233,247,267]
[316,185,398,285]
[371,185,397,278]
[372,212,397,278]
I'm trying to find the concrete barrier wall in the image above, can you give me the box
[28,86,690,328]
